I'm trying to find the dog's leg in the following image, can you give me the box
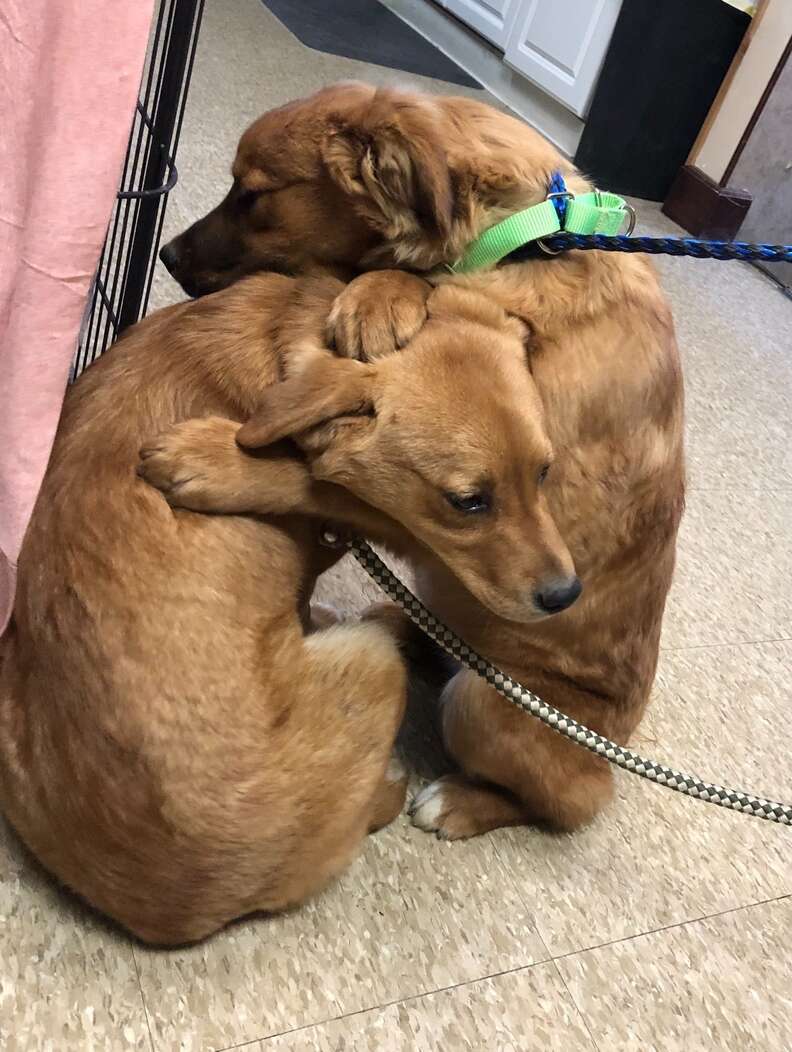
[138,417,315,514]
[253,619,408,913]
[138,416,401,542]
[368,753,409,833]
[361,600,456,692]
[354,603,411,832]
[411,664,530,839]
[161,618,409,940]
[410,774,526,839]
[326,271,431,361]
[410,668,614,839]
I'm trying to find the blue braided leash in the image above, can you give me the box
[541,233,792,262]
[541,171,792,263]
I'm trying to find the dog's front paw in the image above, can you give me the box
[409,775,518,840]
[327,271,430,361]
[137,417,241,512]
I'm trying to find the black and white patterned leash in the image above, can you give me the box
[335,534,792,827]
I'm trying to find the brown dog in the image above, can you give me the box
[0,274,566,944]
[160,83,685,838]
[141,285,575,626]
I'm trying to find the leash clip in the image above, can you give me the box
[537,238,564,256]
[546,189,575,203]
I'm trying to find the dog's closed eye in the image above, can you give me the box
[444,491,492,515]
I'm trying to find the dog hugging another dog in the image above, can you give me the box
[0,83,684,945]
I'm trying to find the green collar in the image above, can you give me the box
[450,189,633,273]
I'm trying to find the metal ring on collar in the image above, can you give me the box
[622,201,637,237]
[536,237,564,256]
[539,188,576,254]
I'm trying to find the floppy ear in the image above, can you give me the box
[237,357,375,449]
[323,90,454,241]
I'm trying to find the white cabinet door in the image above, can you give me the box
[444,0,521,49]
[504,0,623,118]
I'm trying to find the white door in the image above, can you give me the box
[444,0,521,50]
[504,0,623,118]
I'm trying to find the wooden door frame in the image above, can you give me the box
[721,33,792,184]
[662,0,792,237]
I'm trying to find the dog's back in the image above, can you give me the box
[0,274,406,943]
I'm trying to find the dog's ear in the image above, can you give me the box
[237,358,375,449]
[323,91,454,241]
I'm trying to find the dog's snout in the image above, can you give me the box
[159,240,181,274]
[534,575,582,615]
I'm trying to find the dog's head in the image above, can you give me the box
[160,83,572,296]
[236,287,579,623]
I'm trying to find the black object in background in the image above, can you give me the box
[575,0,749,202]
[261,0,479,88]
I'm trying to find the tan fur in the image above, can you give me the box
[140,287,573,625]
[160,84,685,838]
[0,274,567,943]
[0,275,413,946]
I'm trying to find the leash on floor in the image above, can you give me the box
[327,534,792,827]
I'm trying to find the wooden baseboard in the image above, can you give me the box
[662,164,752,238]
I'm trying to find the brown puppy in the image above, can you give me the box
[141,286,574,626]
[0,276,564,944]
[161,83,685,838]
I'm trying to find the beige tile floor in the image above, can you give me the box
[3,1,792,1049]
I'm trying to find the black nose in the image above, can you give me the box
[534,575,582,615]
[159,240,180,274]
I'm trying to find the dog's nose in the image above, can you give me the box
[534,575,582,615]
[159,240,180,274]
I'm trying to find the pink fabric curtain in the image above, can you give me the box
[0,0,155,636]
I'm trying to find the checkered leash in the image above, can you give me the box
[338,535,792,826]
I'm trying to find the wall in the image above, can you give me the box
[689,0,792,183]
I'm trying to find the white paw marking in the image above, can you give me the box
[410,781,448,832]
[386,755,406,784]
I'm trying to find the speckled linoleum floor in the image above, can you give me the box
[3,2,791,1050]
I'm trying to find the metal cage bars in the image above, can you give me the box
[73,0,204,379]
